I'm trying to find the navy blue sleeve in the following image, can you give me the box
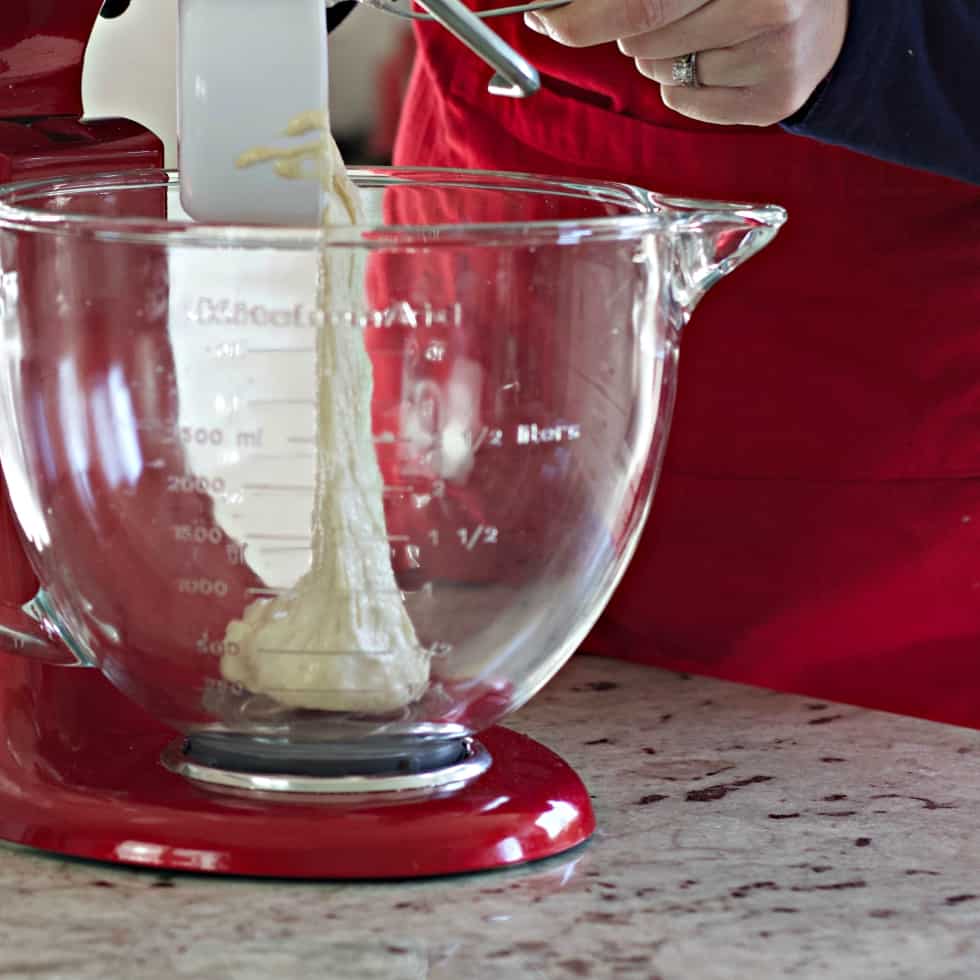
[783,0,980,185]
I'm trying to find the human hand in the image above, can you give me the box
[524,0,850,126]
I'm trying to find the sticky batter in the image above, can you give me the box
[220,113,430,713]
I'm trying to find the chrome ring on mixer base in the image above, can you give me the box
[161,736,492,795]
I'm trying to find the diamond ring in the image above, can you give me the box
[671,52,700,88]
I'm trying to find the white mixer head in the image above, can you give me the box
[178,0,328,226]
[176,0,551,226]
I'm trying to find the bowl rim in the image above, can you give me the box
[0,166,784,249]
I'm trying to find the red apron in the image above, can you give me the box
[393,20,980,727]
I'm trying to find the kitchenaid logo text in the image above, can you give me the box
[188,297,463,330]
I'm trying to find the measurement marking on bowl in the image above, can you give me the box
[373,431,417,447]
[244,586,408,597]
[262,688,391,696]
[243,533,411,549]
[247,398,316,409]
[255,648,397,658]
[240,481,413,496]
[243,482,315,493]
[248,346,315,355]
[247,452,314,462]
[460,524,499,551]
[249,534,412,553]
[245,532,309,541]
[284,433,413,448]
[471,426,493,453]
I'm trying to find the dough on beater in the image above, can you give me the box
[221,116,430,713]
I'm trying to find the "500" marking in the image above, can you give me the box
[177,578,229,598]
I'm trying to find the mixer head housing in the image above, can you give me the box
[0,0,162,182]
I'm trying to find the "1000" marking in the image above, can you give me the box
[167,475,227,495]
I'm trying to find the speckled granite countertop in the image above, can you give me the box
[2,656,980,979]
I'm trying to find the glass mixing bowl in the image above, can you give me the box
[0,168,783,790]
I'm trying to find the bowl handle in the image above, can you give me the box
[0,592,82,666]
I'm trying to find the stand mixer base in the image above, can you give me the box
[0,667,595,877]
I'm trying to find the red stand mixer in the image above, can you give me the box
[0,1,782,878]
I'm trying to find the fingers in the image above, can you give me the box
[525,0,710,49]
[659,85,761,126]
[616,1,770,60]
[632,29,794,90]
[526,0,850,128]
[650,37,814,127]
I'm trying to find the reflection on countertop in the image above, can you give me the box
[3,655,980,979]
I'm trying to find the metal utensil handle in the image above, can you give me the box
[353,0,569,21]
[415,0,541,96]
